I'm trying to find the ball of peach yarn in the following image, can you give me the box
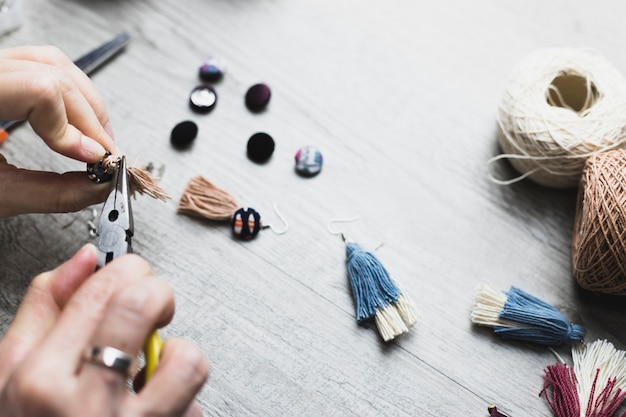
[572,149,626,294]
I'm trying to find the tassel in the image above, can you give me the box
[87,153,170,201]
[345,241,419,342]
[177,175,287,239]
[471,283,585,346]
[177,175,238,221]
[541,339,626,417]
[487,405,511,417]
[127,166,170,202]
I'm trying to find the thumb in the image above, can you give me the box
[0,244,98,386]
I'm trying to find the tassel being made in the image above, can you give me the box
[87,153,170,201]
[177,175,287,239]
[541,339,626,417]
[471,284,585,346]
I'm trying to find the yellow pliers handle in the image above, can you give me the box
[143,330,163,381]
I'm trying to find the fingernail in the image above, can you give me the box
[78,243,98,259]
[104,122,115,140]
[81,135,107,161]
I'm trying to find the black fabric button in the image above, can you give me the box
[189,85,217,113]
[247,132,275,163]
[199,57,225,82]
[170,120,198,149]
[245,83,271,112]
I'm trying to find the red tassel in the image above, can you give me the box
[541,363,580,417]
[541,340,626,417]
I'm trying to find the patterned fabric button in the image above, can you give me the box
[247,132,275,163]
[245,83,271,112]
[231,207,262,239]
[86,152,113,183]
[170,120,198,149]
[295,146,323,176]
[190,85,217,113]
[199,57,225,82]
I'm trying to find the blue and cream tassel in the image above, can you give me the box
[471,283,585,346]
[346,241,419,341]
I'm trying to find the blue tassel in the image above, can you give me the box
[471,284,585,346]
[346,241,419,341]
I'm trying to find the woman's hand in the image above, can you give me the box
[0,45,118,217]
[0,245,209,416]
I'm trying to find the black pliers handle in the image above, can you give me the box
[96,155,133,267]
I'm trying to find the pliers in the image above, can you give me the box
[95,155,162,383]
[96,155,133,267]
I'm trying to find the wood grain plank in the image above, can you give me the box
[2,1,626,416]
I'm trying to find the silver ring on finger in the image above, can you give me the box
[84,345,137,377]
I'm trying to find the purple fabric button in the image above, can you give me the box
[245,83,271,112]
[199,57,225,82]
[190,85,217,113]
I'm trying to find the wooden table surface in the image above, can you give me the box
[2,1,626,416]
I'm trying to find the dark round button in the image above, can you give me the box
[247,132,275,163]
[295,146,323,177]
[190,85,217,113]
[199,57,225,82]
[170,120,198,149]
[245,83,271,112]
[231,207,262,239]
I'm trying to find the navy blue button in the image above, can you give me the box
[247,132,275,163]
[171,120,198,150]
[190,85,217,113]
[295,146,323,176]
[245,83,271,112]
[231,207,262,239]
[199,57,225,82]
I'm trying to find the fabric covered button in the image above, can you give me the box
[190,85,217,113]
[247,132,275,163]
[295,146,323,176]
[245,83,271,112]
[170,120,198,149]
[86,153,113,183]
[231,207,262,239]
[199,57,225,82]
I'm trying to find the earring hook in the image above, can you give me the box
[327,216,360,241]
[263,202,289,234]
[87,207,98,237]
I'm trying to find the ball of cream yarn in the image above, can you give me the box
[496,48,626,188]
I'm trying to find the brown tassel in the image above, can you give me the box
[126,165,170,202]
[177,175,238,221]
[97,154,170,201]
